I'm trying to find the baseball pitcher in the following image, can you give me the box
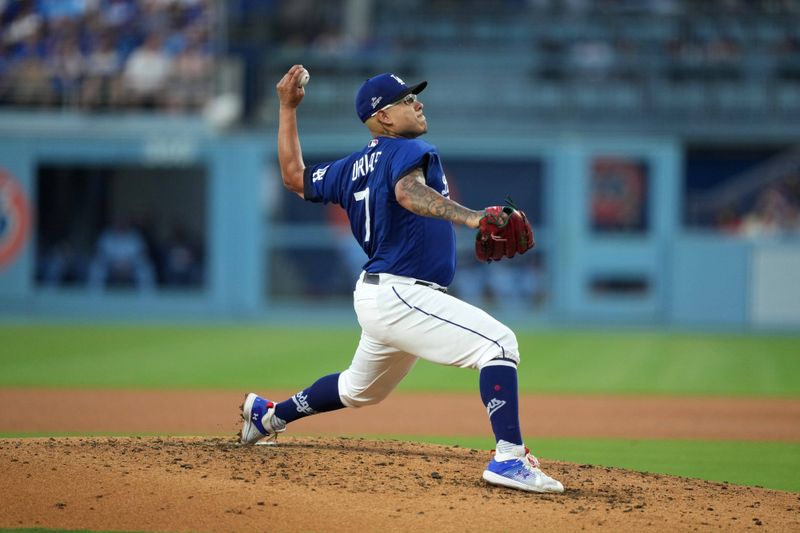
[239,65,563,493]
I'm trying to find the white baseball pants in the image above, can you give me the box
[338,272,520,408]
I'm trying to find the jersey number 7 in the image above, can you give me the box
[354,187,371,243]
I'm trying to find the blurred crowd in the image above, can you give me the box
[0,0,215,111]
[411,0,800,17]
[2,0,798,114]
[395,0,800,84]
[38,215,205,291]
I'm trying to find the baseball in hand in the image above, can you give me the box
[298,68,310,87]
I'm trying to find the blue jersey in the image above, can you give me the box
[303,136,456,287]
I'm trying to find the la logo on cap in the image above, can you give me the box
[390,74,405,85]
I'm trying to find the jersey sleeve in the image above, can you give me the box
[389,140,439,188]
[303,157,350,204]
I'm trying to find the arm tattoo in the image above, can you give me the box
[396,169,480,227]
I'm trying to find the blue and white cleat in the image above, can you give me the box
[239,393,285,445]
[482,448,565,493]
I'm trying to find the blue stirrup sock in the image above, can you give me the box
[479,360,523,447]
[274,372,345,425]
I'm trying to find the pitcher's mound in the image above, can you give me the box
[2,436,798,532]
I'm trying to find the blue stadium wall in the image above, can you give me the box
[0,113,798,330]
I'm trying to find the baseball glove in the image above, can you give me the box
[475,199,535,262]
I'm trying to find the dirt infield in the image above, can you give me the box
[2,436,799,533]
[1,389,800,532]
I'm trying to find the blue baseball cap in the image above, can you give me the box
[355,73,427,122]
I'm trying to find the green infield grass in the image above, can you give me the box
[0,325,798,396]
[409,435,800,493]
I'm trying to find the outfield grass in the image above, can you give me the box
[0,325,798,396]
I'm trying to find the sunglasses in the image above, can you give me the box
[371,93,418,117]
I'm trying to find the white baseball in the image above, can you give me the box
[298,69,310,87]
